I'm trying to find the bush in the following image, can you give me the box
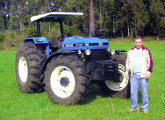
[27,27,38,37]
[9,32,15,39]
[21,25,27,32]
[0,32,5,50]
[0,32,5,43]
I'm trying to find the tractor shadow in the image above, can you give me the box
[82,84,105,104]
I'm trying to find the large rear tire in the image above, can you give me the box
[100,54,130,98]
[44,55,90,105]
[15,42,46,93]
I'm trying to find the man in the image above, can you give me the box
[125,36,153,113]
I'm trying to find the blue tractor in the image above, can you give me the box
[15,12,129,105]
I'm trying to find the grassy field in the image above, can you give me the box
[0,42,165,120]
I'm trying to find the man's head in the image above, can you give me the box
[135,36,143,49]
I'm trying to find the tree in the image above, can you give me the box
[0,11,5,30]
[120,1,133,37]
[0,0,10,30]
[128,0,149,36]
[150,0,165,37]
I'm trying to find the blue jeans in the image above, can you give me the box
[130,73,149,111]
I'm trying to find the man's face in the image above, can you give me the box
[135,39,143,49]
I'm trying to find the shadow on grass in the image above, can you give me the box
[82,84,105,105]
[138,90,142,104]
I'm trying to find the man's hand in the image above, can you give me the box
[146,71,151,79]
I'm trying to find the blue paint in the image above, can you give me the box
[24,37,50,58]
[24,37,49,44]
[23,36,109,58]
[45,44,50,57]
[60,36,109,50]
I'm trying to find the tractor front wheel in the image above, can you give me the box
[44,55,90,105]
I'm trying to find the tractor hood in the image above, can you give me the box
[60,36,109,50]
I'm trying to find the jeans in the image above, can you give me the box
[130,73,149,111]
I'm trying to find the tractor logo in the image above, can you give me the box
[99,42,103,46]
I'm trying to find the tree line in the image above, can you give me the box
[0,0,165,38]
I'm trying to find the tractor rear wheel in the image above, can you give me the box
[15,41,46,93]
[44,55,90,105]
[100,54,130,98]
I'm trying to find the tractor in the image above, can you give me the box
[15,12,129,105]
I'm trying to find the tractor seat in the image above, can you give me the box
[49,37,60,49]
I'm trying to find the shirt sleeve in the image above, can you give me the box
[147,49,153,73]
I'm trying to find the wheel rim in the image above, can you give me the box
[105,64,128,91]
[18,56,28,83]
[50,66,75,98]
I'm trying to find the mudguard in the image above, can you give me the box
[24,37,49,44]
[41,50,77,74]
[24,37,50,57]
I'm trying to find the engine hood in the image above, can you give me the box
[60,36,109,50]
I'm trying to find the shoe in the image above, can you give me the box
[143,111,148,114]
[129,108,139,113]
[129,109,135,112]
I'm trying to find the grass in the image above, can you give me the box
[0,42,165,120]
[108,36,165,44]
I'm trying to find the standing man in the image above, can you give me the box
[125,36,153,113]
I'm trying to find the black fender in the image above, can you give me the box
[41,50,77,74]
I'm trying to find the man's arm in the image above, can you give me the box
[146,49,153,79]
[147,50,153,73]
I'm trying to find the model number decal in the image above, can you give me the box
[85,43,89,46]
[76,44,83,46]
[61,43,108,47]
[66,44,73,47]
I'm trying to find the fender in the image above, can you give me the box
[24,37,50,57]
[41,50,77,74]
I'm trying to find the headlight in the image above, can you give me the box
[78,50,81,54]
[111,49,115,55]
[85,50,91,55]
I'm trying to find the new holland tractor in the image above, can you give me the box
[15,12,129,105]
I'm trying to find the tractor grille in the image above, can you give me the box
[85,49,109,62]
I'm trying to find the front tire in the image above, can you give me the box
[44,55,90,105]
[100,54,130,98]
[15,42,46,93]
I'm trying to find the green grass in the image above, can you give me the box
[0,42,165,120]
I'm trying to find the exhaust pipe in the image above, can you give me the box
[89,0,95,37]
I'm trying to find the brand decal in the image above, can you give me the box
[99,42,103,46]
[66,44,73,47]
[61,43,108,47]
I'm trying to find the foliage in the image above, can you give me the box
[0,11,5,30]
[27,27,38,37]
[0,32,5,43]
[150,0,165,37]
[0,0,165,38]
[0,32,5,50]
[21,25,27,33]
[0,31,25,51]
[9,32,15,39]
